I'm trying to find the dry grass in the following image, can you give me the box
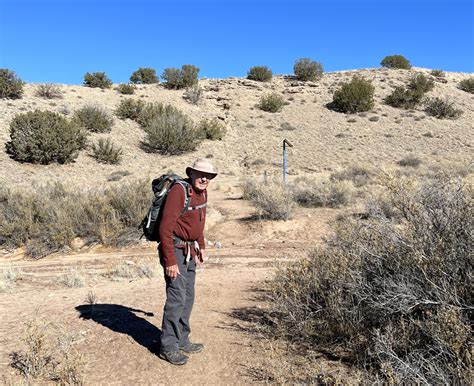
[57,267,86,288]
[291,176,354,208]
[10,319,84,384]
[0,265,23,293]
[105,258,159,280]
[253,174,472,383]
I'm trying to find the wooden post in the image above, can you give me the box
[282,139,293,184]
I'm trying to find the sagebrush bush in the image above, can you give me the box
[247,66,273,82]
[73,105,113,133]
[408,73,434,94]
[162,64,199,89]
[330,166,374,187]
[242,179,294,220]
[263,176,472,383]
[5,110,87,164]
[183,84,203,104]
[115,98,145,120]
[293,58,324,81]
[141,106,200,154]
[90,138,123,164]
[35,83,63,99]
[291,177,353,208]
[0,68,24,99]
[116,83,136,95]
[398,155,422,167]
[331,77,374,113]
[430,69,445,78]
[385,86,423,109]
[458,78,474,93]
[424,97,463,119]
[198,118,226,140]
[380,55,411,69]
[258,93,285,112]
[0,180,150,256]
[129,67,158,84]
[83,72,112,89]
[136,102,168,127]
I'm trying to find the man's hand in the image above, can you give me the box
[201,249,208,262]
[165,264,180,279]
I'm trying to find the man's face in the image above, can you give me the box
[190,171,213,192]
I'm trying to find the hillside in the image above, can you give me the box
[0,67,472,189]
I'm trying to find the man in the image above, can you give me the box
[158,158,217,365]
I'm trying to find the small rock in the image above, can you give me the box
[214,241,222,249]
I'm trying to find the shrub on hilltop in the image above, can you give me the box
[330,77,374,113]
[115,98,145,120]
[385,86,423,109]
[408,73,434,94]
[116,83,136,95]
[90,138,123,164]
[5,110,87,164]
[258,93,285,112]
[83,72,113,89]
[197,118,226,140]
[0,69,24,99]
[162,64,199,89]
[293,58,324,81]
[247,66,273,82]
[458,78,474,94]
[380,55,412,69]
[130,67,159,84]
[424,97,463,119]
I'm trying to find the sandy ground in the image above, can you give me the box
[0,188,341,384]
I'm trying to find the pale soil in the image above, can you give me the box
[0,188,343,384]
[0,67,472,189]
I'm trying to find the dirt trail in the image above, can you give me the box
[0,188,337,384]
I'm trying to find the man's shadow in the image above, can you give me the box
[75,304,161,355]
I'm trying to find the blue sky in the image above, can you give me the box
[0,0,473,84]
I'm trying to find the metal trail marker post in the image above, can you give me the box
[282,139,293,184]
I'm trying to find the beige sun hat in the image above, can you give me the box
[186,158,218,179]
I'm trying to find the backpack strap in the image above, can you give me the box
[174,180,193,216]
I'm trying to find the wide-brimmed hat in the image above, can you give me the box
[186,158,218,179]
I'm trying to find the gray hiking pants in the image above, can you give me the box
[160,246,196,352]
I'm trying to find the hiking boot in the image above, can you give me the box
[159,350,188,365]
[179,342,204,353]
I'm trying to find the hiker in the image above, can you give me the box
[158,158,217,365]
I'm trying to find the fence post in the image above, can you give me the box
[282,139,293,184]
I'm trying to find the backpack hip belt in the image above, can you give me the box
[173,236,201,263]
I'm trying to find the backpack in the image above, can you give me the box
[139,174,205,242]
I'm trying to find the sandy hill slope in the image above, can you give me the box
[0,67,472,189]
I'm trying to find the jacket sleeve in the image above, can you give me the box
[158,184,186,267]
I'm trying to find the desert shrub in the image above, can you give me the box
[430,69,445,78]
[264,176,472,383]
[116,83,136,95]
[0,68,24,99]
[73,105,113,133]
[291,177,353,208]
[408,73,434,94]
[136,102,168,127]
[141,106,200,154]
[90,138,123,164]
[115,98,145,120]
[398,155,422,167]
[10,320,84,384]
[198,118,226,140]
[330,77,374,113]
[0,265,23,293]
[183,84,203,104]
[458,78,474,93]
[129,67,158,84]
[242,179,294,220]
[380,55,411,69]
[106,259,158,280]
[5,110,87,164]
[162,64,199,89]
[258,93,285,112]
[247,66,273,82]
[83,72,112,89]
[330,166,374,187]
[35,83,63,99]
[0,180,150,257]
[293,58,324,81]
[424,97,463,119]
[385,86,423,109]
[57,267,86,288]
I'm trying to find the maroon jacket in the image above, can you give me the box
[158,181,206,267]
